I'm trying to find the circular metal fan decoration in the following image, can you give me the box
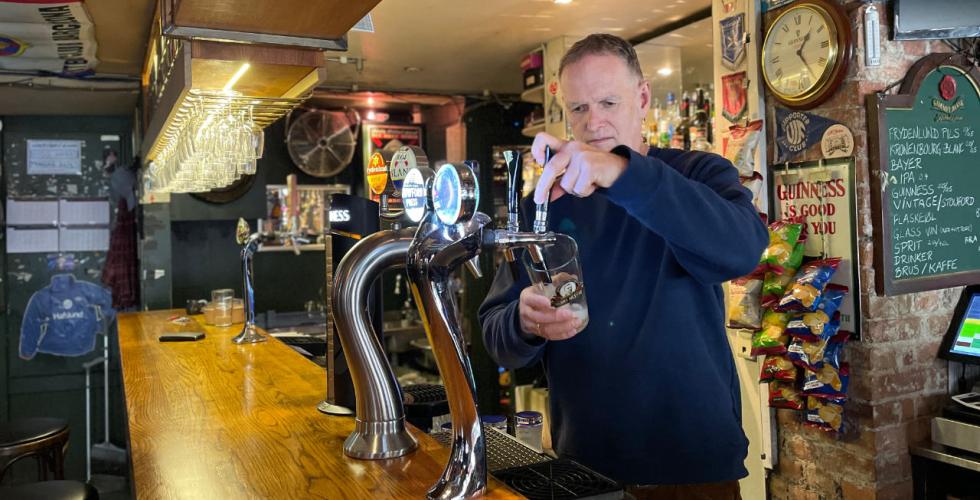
[286,109,358,177]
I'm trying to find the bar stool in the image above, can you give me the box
[0,480,99,500]
[0,418,70,483]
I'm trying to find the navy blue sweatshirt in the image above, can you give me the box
[478,145,768,485]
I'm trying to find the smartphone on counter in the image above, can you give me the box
[158,332,206,342]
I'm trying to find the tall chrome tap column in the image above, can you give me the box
[233,218,268,344]
[332,227,419,459]
[402,163,555,499]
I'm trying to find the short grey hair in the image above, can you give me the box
[558,33,643,81]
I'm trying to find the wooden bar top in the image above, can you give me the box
[118,310,519,499]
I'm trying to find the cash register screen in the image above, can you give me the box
[940,285,980,364]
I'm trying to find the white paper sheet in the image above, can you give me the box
[59,199,110,225]
[7,227,59,253]
[6,199,58,226]
[58,227,109,252]
[27,140,83,175]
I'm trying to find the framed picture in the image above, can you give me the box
[770,157,861,339]
[361,124,422,202]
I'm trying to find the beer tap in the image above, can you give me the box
[232,174,308,344]
[403,163,555,499]
[232,217,272,344]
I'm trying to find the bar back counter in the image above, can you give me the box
[117,310,518,498]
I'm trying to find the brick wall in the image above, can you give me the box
[763,2,958,498]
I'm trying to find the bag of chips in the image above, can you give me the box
[803,362,849,398]
[727,266,765,330]
[751,310,792,356]
[805,396,845,433]
[777,258,842,312]
[786,310,841,342]
[761,241,806,307]
[741,172,765,212]
[724,120,763,176]
[760,218,805,270]
[769,381,804,410]
[760,354,797,383]
[787,335,830,371]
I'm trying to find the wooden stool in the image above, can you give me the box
[0,418,70,483]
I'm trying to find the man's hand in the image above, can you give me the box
[531,132,629,204]
[518,286,581,341]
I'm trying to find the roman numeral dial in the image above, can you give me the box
[761,0,849,108]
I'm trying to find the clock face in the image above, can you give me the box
[763,3,839,103]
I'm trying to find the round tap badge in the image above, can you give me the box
[432,164,462,225]
[432,163,479,225]
[402,167,433,223]
[389,146,427,192]
[366,152,388,196]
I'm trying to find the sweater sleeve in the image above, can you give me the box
[478,248,547,370]
[19,292,45,360]
[603,146,768,284]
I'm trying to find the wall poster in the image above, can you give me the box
[771,158,861,338]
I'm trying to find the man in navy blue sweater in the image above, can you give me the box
[478,34,768,499]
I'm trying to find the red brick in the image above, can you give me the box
[863,317,923,343]
[908,417,931,445]
[872,399,915,427]
[914,394,946,418]
[874,425,909,455]
[914,341,942,364]
[867,295,912,320]
[875,453,912,485]
[926,313,956,338]
[841,480,876,500]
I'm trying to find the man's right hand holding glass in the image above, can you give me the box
[518,285,582,341]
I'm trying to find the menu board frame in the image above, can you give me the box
[868,53,980,296]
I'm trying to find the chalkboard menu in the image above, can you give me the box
[868,54,980,295]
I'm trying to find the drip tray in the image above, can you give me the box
[430,429,623,499]
[495,459,623,500]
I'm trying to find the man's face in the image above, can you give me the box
[560,53,650,152]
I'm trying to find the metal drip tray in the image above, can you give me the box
[431,427,550,472]
[431,428,622,499]
[494,459,623,500]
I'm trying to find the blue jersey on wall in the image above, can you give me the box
[20,274,115,360]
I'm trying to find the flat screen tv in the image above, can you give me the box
[895,0,980,40]
[939,285,980,365]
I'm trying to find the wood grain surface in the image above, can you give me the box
[118,310,519,499]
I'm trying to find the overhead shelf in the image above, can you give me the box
[520,85,545,104]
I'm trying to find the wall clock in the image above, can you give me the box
[761,0,852,109]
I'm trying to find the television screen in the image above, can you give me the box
[940,286,980,364]
[895,0,980,40]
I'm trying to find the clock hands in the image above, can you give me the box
[796,31,816,75]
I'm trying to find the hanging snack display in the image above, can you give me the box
[727,266,765,330]
[777,257,842,312]
[751,310,792,356]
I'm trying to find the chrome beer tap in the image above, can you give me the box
[332,226,419,458]
[232,174,309,344]
[327,146,431,456]
[404,162,555,500]
[233,217,272,344]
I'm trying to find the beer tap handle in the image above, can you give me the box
[503,149,521,233]
[532,146,551,234]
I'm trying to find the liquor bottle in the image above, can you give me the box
[690,126,711,151]
[661,92,676,148]
[681,92,692,150]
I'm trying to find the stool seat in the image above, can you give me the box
[0,418,70,483]
[0,480,99,500]
[0,418,69,447]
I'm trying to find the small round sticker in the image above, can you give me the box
[820,124,854,159]
[389,146,427,191]
[367,152,388,195]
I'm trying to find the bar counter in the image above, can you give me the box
[118,310,519,499]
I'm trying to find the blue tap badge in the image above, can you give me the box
[432,164,461,225]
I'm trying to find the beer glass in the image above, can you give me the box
[522,234,589,333]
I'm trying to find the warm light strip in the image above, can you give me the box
[223,62,251,92]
